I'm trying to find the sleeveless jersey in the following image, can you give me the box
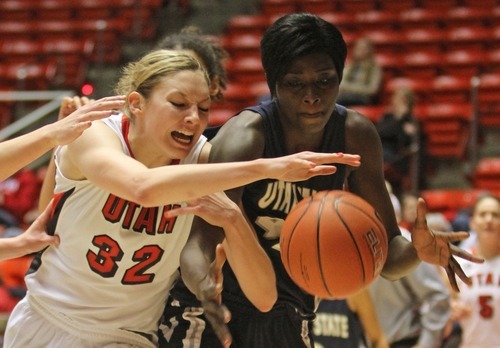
[313,299,367,348]
[25,114,207,338]
[221,100,347,314]
[457,254,500,347]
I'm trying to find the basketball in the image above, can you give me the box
[280,190,388,299]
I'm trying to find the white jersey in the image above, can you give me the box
[457,253,500,348]
[24,114,207,343]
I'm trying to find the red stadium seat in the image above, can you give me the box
[477,73,500,126]
[418,0,457,10]
[398,8,446,30]
[220,33,261,59]
[224,57,265,84]
[0,40,42,64]
[0,61,57,90]
[430,75,472,103]
[362,29,404,54]
[379,0,416,11]
[316,12,359,34]
[41,38,95,88]
[400,51,443,79]
[444,26,492,51]
[354,10,399,31]
[375,52,404,79]
[227,15,270,36]
[445,6,493,28]
[441,49,487,78]
[423,102,472,159]
[401,27,446,54]
[472,157,500,191]
[298,0,336,14]
[384,77,430,104]
[336,0,377,13]
[261,0,298,16]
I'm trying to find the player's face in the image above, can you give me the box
[275,53,339,135]
[471,197,500,258]
[142,69,210,161]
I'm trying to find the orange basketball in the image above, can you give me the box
[280,190,388,299]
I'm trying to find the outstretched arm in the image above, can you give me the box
[0,95,125,183]
[346,109,483,290]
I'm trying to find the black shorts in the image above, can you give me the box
[159,296,314,348]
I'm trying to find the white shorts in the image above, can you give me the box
[4,294,156,348]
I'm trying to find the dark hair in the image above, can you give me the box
[156,26,229,101]
[261,13,347,97]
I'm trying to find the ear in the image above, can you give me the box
[128,91,144,116]
[209,76,221,98]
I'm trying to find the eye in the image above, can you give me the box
[315,77,337,88]
[171,101,185,108]
[284,80,304,89]
[198,106,209,113]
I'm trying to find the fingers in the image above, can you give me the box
[203,301,232,348]
[214,244,227,274]
[450,244,485,263]
[34,198,54,226]
[305,166,337,177]
[300,152,361,167]
[164,206,197,219]
[445,264,460,292]
[449,257,472,288]
[413,198,428,229]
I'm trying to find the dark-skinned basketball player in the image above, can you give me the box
[159,13,483,348]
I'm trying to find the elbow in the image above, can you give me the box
[126,180,158,207]
[254,292,277,313]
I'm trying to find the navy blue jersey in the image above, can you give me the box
[222,100,347,315]
[313,299,367,348]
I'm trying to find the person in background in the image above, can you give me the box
[337,36,382,106]
[376,86,425,197]
[160,13,480,348]
[156,26,228,103]
[370,191,451,348]
[449,193,500,348]
[314,289,389,348]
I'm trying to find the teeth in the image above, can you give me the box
[176,130,194,136]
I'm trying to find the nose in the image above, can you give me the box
[184,105,201,124]
[303,84,320,105]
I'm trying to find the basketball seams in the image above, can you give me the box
[334,198,367,288]
[316,192,333,298]
[283,196,314,283]
[341,199,389,262]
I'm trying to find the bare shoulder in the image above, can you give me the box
[210,110,265,162]
[344,107,382,155]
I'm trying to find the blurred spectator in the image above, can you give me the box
[376,86,426,196]
[400,192,419,232]
[314,288,389,348]
[337,37,382,106]
[0,167,40,230]
[448,193,500,348]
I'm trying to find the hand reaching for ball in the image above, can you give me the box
[411,198,484,292]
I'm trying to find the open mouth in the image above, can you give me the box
[172,130,194,144]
